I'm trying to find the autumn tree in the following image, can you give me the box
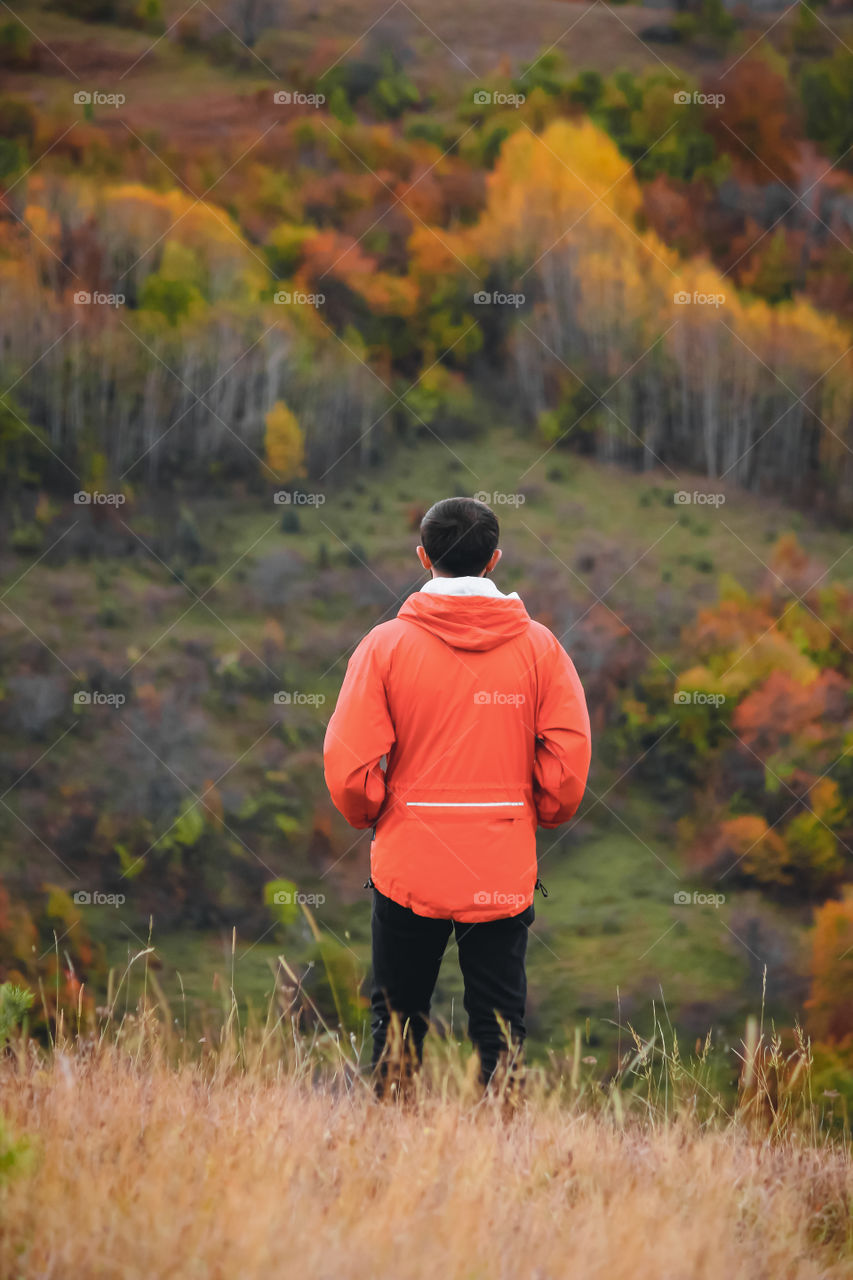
[264,400,305,483]
[807,892,853,1045]
[705,57,800,188]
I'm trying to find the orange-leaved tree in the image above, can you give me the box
[807,891,853,1045]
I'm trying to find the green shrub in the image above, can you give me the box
[0,983,34,1047]
[800,51,853,168]
[0,21,35,68]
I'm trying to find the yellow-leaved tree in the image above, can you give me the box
[264,400,305,482]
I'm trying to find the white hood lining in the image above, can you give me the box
[419,575,520,601]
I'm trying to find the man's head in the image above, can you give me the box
[417,496,501,578]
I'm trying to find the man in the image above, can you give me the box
[323,496,591,1093]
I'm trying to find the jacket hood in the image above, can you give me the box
[397,591,531,652]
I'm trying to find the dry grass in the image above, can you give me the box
[0,1022,850,1279]
[0,950,847,1279]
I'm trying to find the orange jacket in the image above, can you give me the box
[323,579,591,922]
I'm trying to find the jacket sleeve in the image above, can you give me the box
[323,633,396,829]
[533,636,591,828]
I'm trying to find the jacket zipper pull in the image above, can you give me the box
[535,878,549,899]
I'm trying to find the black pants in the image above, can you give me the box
[370,887,534,1085]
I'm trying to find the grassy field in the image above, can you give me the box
[0,0,787,94]
[5,425,845,1070]
[9,0,853,146]
[0,1018,850,1280]
[75,820,758,1075]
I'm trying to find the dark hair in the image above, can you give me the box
[419,497,500,576]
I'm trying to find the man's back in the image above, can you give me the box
[324,576,590,921]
